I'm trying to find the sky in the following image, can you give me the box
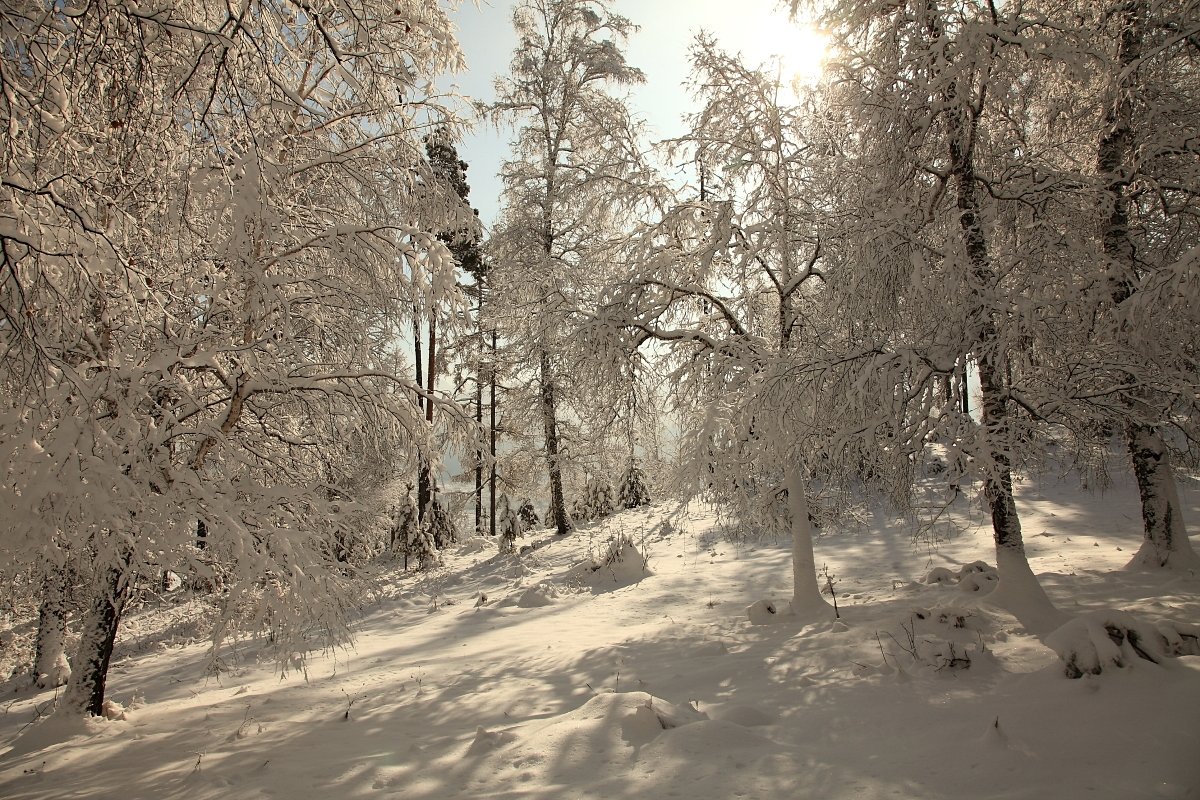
[443,0,827,229]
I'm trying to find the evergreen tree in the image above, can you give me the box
[498,496,524,554]
[618,461,652,509]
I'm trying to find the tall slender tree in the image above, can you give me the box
[489,0,651,535]
[1089,0,1200,570]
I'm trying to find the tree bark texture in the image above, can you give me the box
[62,553,131,717]
[539,348,571,535]
[490,329,498,538]
[1096,3,1195,569]
[414,315,430,524]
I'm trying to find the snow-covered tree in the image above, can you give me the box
[594,35,841,621]
[0,1,464,717]
[1084,0,1200,571]
[572,477,616,522]
[391,490,439,571]
[618,460,652,509]
[489,0,656,536]
[497,495,524,554]
[805,0,1097,633]
[518,499,541,533]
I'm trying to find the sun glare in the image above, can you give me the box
[760,23,830,91]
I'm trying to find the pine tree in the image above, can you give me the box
[498,496,524,554]
[392,490,439,571]
[518,499,541,532]
[618,461,652,509]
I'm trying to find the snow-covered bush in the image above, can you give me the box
[426,498,459,550]
[587,478,616,519]
[497,496,524,554]
[920,561,999,597]
[566,532,652,587]
[618,461,652,509]
[518,499,540,532]
[572,477,618,523]
[1045,611,1200,678]
[391,495,439,571]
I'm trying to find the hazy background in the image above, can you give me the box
[443,0,823,227]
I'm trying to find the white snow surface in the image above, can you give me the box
[2,472,1199,800]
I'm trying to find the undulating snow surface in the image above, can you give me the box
[2,471,1199,800]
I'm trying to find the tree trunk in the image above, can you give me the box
[490,329,498,538]
[784,466,832,620]
[475,368,484,535]
[1125,424,1200,570]
[418,311,437,522]
[539,348,571,535]
[940,52,1064,632]
[1095,4,1195,569]
[61,553,131,717]
[977,355,1068,634]
[414,315,430,525]
[33,568,70,688]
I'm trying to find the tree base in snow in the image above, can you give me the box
[1045,610,1200,678]
[1122,541,1200,573]
[35,653,71,689]
[745,597,835,626]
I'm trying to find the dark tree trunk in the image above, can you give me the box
[475,371,484,535]
[539,348,571,535]
[1095,4,1196,569]
[62,553,131,717]
[959,359,969,415]
[414,315,429,524]
[489,329,498,538]
[418,312,437,522]
[1125,424,1199,569]
[933,21,1062,630]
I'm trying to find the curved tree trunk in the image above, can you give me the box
[936,22,1064,633]
[62,552,132,717]
[785,466,833,620]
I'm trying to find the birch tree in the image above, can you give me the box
[1088,0,1200,570]
[489,0,652,535]
[595,37,843,620]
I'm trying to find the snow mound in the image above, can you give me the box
[621,694,708,746]
[878,606,1004,673]
[515,582,562,608]
[36,653,71,689]
[640,717,777,759]
[921,561,999,596]
[566,533,652,589]
[101,699,127,721]
[465,725,517,755]
[746,599,783,625]
[457,536,493,555]
[1045,610,1200,678]
[476,691,706,777]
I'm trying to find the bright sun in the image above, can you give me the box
[760,23,830,90]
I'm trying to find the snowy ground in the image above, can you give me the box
[1,468,1198,800]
